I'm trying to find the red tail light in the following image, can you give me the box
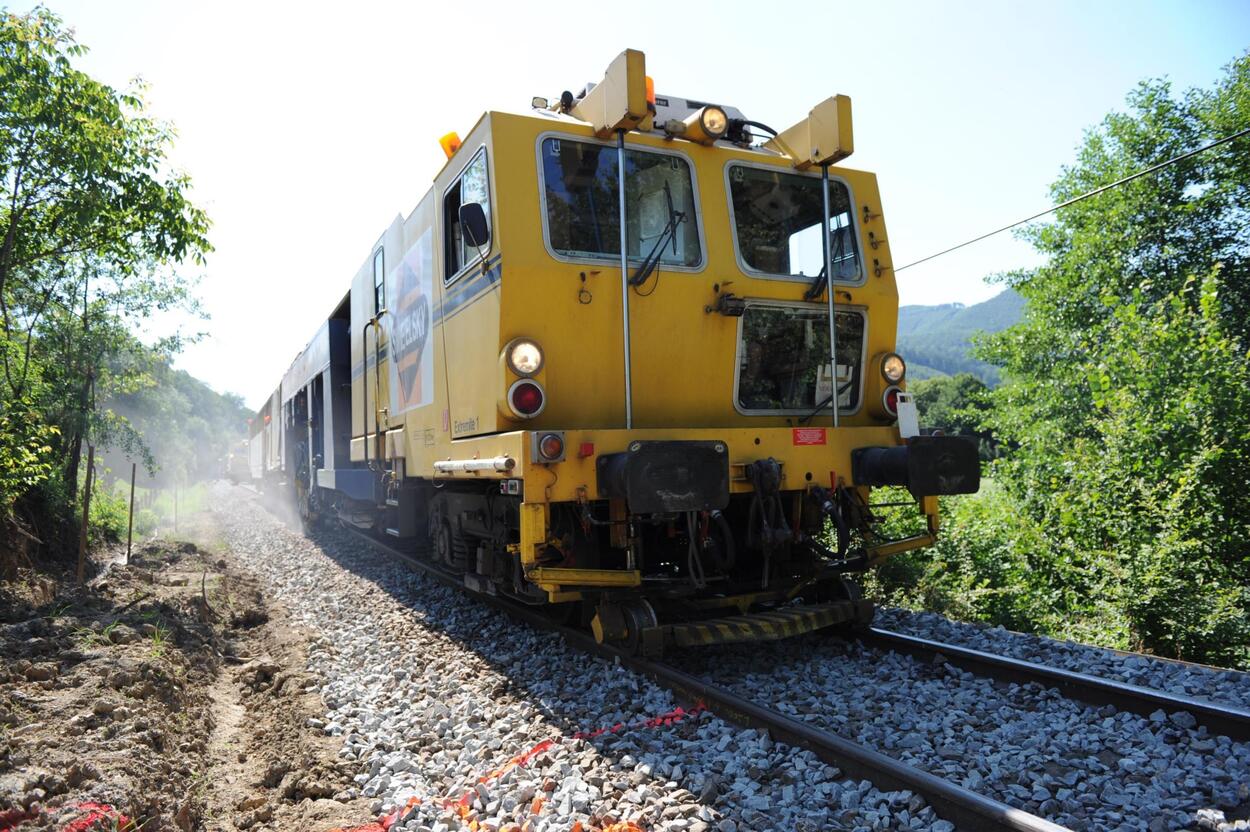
[508,379,546,418]
[883,386,901,416]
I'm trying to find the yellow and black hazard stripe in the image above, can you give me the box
[667,602,866,648]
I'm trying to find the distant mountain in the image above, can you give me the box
[896,289,1025,385]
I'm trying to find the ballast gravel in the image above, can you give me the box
[213,487,946,832]
[680,634,1250,832]
[876,608,1250,710]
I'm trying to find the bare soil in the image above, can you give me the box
[0,511,371,831]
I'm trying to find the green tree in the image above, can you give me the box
[0,8,210,549]
[908,372,1001,459]
[976,54,1250,665]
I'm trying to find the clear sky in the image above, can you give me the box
[27,0,1250,408]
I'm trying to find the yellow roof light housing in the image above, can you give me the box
[765,95,854,170]
[570,49,652,138]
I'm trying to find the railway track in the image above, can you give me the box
[344,528,1069,832]
[257,510,1250,831]
[857,627,1250,743]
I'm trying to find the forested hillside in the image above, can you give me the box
[896,290,1025,383]
[99,364,250,489]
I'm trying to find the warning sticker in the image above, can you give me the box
[792,428,827,446]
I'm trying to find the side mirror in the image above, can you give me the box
[459,203,489,249]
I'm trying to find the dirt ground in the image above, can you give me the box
[0,511,372,831]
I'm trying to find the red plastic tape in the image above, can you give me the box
[325,701,706,832]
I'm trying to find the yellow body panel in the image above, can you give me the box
[350,110,904,459]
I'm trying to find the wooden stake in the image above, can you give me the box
[174,482,178,533]
[76,444,95,583]
[126,461,137,564]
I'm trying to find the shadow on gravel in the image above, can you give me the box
[303,519,679,735]
[267,509,771,827]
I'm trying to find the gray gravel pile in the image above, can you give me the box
[679,635,1250,832]
[213,487,948,832]
[877,608,1250,709]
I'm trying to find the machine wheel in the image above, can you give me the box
[293,478,313,531]
[428,496,467,571]
[621,600,661,656]
[433,513,455,567]
[591,599,663,656]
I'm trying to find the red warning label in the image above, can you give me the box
[792,428,827,446]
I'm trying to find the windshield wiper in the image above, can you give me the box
[630,180,686,286]
[803,225,848,301]
[803,263,827,301]
[799,379,853,425]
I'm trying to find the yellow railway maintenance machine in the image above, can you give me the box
[276,50,979,655]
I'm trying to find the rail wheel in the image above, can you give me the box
[591,599,663,656]
[432,513,455,568]
[295,480,319,532]
[621,600,660,655]
[429,498,470,571]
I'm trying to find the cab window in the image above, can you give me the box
[736,304,865,414]
[541,137,701,267]
[728,164,860,282]
[372,249,384,312]
[444,148,491,282]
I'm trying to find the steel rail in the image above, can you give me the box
[623,654,1069,832]
[860,627,1250,743]
[337,526,1069,832]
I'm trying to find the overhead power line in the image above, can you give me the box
[894,125,1250,273]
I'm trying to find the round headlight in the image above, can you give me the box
[700,106,728,139]
[881,353,906,383]
[506,339,544,376]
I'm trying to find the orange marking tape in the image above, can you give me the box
[325,701,706,832]
[1,802,132,832]
[328,796,420,832]
[61,803,132,832]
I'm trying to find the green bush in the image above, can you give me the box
[87,483,129,547]
[133,508,158,538]
[867,483,1074,635]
